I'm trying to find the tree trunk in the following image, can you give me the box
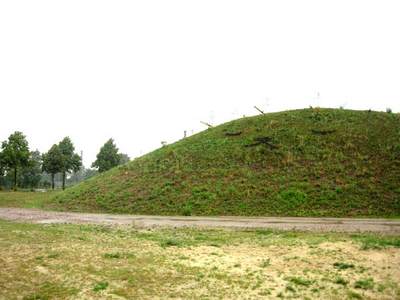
[51,173,55,190]
[13,167,17,191]
[62,172,66,190]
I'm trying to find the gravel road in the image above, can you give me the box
[0,207,399,234]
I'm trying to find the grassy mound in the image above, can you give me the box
[52,108,400,217]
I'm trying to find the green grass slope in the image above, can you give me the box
[52,108,400,217]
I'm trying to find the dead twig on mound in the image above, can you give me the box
[225,131,242,137]
[200,121,213,128]
[254,106,265,115]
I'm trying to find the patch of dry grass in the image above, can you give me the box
[0,220,399,299]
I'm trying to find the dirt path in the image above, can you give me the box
[0,207,399,233]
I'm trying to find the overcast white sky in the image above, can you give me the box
[1,0,399,167]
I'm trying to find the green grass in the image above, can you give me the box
[352,234,400,249]
[9,108,400,217]
[93,281,109,292]
[0,191,60,209]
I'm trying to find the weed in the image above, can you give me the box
[259,258,271,268]
[347,291,362,299]
[334,277,348,286]
[354,278,374,290]
[287,276,313,287]
[286,285,296,292]
[93,282,108,292]
[103,252,122,259]
[160,238,181,248]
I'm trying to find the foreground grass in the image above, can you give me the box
[0,220,399,299]
[0,191,59,209]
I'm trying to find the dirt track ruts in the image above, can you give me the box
[0,207,399,234]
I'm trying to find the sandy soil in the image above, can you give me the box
[0,207,399,233]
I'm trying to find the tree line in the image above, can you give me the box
[0,132,129,191]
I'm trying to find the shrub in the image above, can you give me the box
[278,189,307,209]
[181,204,192,216]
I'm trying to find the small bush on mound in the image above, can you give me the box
[181,204,192,216]
[278,189,307,209]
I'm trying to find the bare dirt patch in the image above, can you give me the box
[1,207,400,233]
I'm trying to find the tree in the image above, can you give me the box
[58,137,82,190]
[42,145,63,190]
[19,150,42,189]
[1,131,30,190]
[0,150,5,190]
[92,139,121,172]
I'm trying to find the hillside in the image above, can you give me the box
[51,108,400,217]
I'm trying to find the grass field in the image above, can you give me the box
[0,191,59,209]
[52,108,400,217]
[0,220,399,299]
[1,109,399,299]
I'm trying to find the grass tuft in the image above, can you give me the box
[333,262,355,270]
[287,276,313,287]
[354,278,374,290]
[93,282,108,292]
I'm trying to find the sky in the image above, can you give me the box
[1,0,399,167]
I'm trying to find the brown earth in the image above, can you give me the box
[0,207,399,234]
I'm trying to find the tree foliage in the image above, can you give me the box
[58,137,82,190]
[92,139,123,172]
[19,150,43,189]
[1,131,30,190]
[0,151,5,190]
[42,144,63,189]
